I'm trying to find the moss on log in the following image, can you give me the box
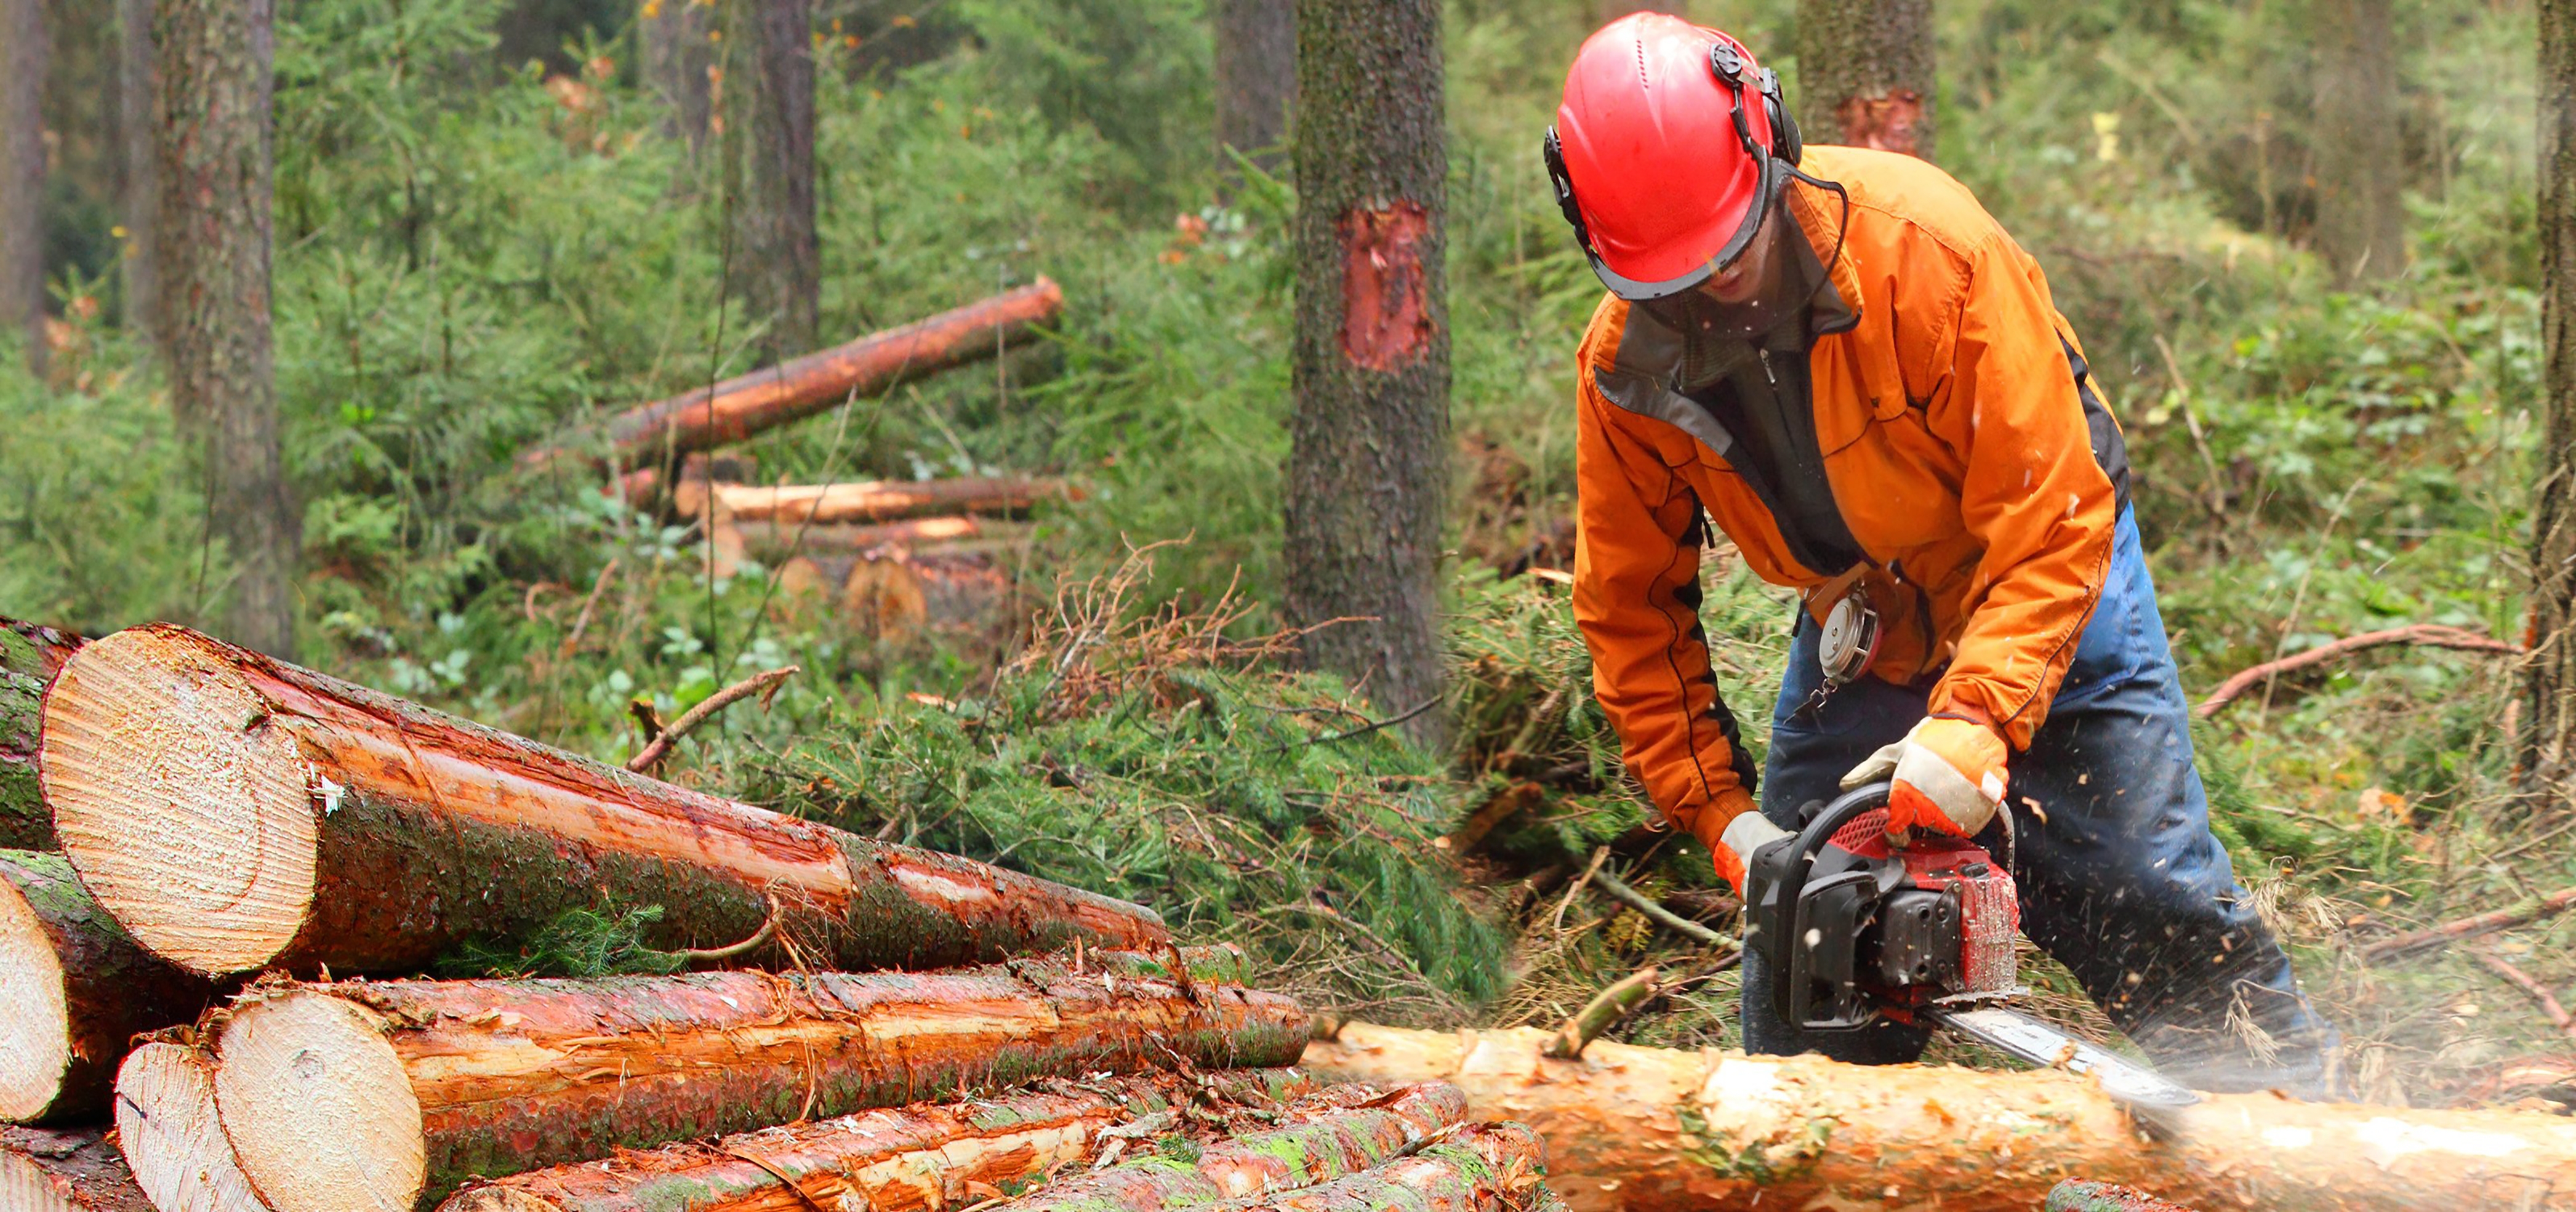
[0,619,81,851]
[0,851,222,1123]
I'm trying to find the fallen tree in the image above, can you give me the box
[436,1071,1322,1212]
[1,1126,150,1212]
[0,619,81,851]
[734,515,1013,560]
[524,279,1062,473]
[39,624,1166,977]
[208,952,1308,1212]
[700,476,1067,526]
[1302,1021,2576,1212]
[0,851,220,1124]
[111,1043,270,1212]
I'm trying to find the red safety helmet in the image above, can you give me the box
[1544,14,1803,300]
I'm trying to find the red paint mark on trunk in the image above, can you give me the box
[1833,90,1926,158]
[1339,202,1432,371]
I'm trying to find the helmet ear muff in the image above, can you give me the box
[1760,68,1802,166]
[1543,126,1595,253]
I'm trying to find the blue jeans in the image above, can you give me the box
[1739,510,2342,1094]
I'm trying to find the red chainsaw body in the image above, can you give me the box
[1821,806,2021,1022]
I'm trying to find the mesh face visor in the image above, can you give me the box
[1632,197,1825,347]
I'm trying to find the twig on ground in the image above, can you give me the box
[1291,695,1441,748]
[560,556,621,657]
[670,896,785,965]
[1544,965,1660,1059]
[2473,948,2576,1043]
[1451,781,1544,854]
[1592,866,1727,947]
[628,665,802,773]
[2196,624,2522,719]
[2361,886,2576,963]
[1551,847,1611,934]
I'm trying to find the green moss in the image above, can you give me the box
[1675,1106,1835,1186]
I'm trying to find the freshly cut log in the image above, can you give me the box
[1303,1021,2576,1212]
[209,953,1307,1212]
[110,1045,268,1212]
[437,1071,1321,1212]
[0,851,220,1123]
[840,548,1019,643]
[705,476,1069,526]
[1,1127,151,1212]
[40,624,1165,977]
[524,279,1062,472]
[0,619,81,851]
[1247,1123,1547,1212]
[737,514,1006,560]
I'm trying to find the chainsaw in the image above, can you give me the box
[1743,781,2202,1117]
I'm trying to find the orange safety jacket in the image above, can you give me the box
[1570,145,2131,853]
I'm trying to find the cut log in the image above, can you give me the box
[0,851,221,1123]
[704,476,1069,526]
[1303,1021,2576,1212]
[1246,1123,1547,1212]
[208,953,1308,1212]
[437,1071,1321,1212]
[737,515,1013,560]
[1,1126,151,1212]
[0,619,81,851]
[524,279,1062,473]
[40,624,1165,977]
[110,1044,269,1212]
[841,548,1021,643]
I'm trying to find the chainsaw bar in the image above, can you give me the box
[1928,1006,2202,1114]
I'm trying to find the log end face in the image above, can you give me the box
[114,1043,270,1212]
[0,1146,76,1212]
[42,625,318,977]
[0,871,69,1122]
[212,993,422,1212]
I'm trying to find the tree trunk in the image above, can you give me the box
[523,279,1061,475]
[2528,0,2576,796]
[641,0,712,151]
[0,619,82,852]
[1248,1125,1544,1212]
[1796,0,1935,158]
[2313,0,2406,286]
[0,851,222,1125]
[0,0,46,376]
[39,623,1168,979]
[0,1127,153,1212]
[1214,0,1296,174]
[206,958,1310,1212]
[727,0,818,359]
[111,1043,270,1212]
[1304,1021,2576,1212]
[118,0,157,345]
[1286,0,1449,747]
[438,1072,1323,1212]
[158,0,296,658]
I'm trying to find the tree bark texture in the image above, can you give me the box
[1795,0,1936,159]
[39,623,1167,978]
[1242,1124,1547,1212]
[111,1043,271,1212]
[2530,0,2576,798]
[207,958,1310,1212]
[524,279,1061,474]
[2312,0,2407,286]
[0,851,222,1125]
[157,0,297,658]
[438,1072,1323,1212]
[1214,0,1296,172]
[118,0,158,344]
[642,0,713,153]
[1303,1021,2576,1212]
[1286,0,1450,746]
[0,619,81,851]
[0,0,46,375]
[727,0,819,359]
[0,1127,153,1212]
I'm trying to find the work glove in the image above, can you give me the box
[1687,790,1792,895]
[1840,715,2008,839]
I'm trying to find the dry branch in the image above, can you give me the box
[0,851,220,1124]
[2359,885,2576,962]
[0,1126,151,1212]
[0,618,82,851]
[1542,967,1657,1061]
[625,665,798,773]
[524,279,1062,472]
[2195,624,2521,718]
[40,624,1165,977]
[2474,949,2576,1042]
[1587,870,1722,947]
[207,952,1308,1212]
[1304,1020,2576,1212]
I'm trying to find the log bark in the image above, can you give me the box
[1,1127,152,1212]
[1303,1021,2576,1212]
[726,0,819,358]
[701,477,1068,526]
[0,0,42,376]
[0,619,81,851]
[206,955,1310,1212]
[523,279,1062,474]
[2529,0,2576,797]
[1246,1123,1546,1212]
[40,622,1166,977]
[437,1071,1323,1212]
[112,1042,271,1212]
[0,851,221,1124]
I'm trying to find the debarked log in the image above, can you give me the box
[40,623,1166,977]
[437,1070,1322,1212]
[0,618,82,851]
[207,953,1309,1212]
[1301,1021,2576,1212]
[0,851,222,1123]
[1,1126,151,1212]
[702,477,1069,526]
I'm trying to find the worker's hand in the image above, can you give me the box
[1840,716,2008,839]
[1687,790,1791,895]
